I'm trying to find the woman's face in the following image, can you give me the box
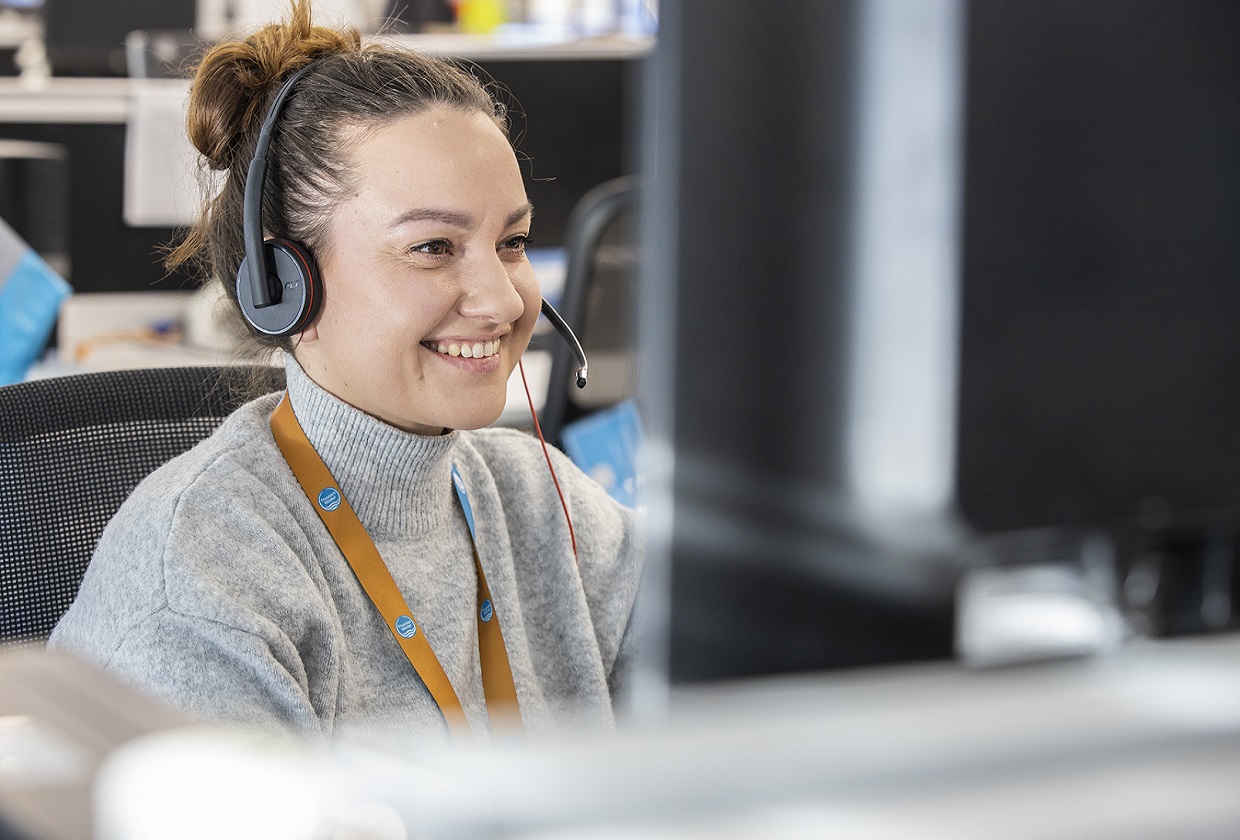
[295,106,540,435]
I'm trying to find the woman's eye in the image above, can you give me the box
[411,239,452,257]
[500,234,530,256]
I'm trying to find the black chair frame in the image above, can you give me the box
[541,175,640,444]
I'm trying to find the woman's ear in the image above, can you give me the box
[296,321,319,342]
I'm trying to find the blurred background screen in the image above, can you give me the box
[957,0,1240,537]
[42,0,197,76]
[655,0,1240,685]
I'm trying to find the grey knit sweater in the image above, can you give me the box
[49,357,643,743]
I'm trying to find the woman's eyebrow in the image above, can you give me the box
[507,202,535,227]
[388,207,475,230]
[386,203,534,230]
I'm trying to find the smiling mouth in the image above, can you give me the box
[422,338,502,359]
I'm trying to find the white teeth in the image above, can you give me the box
[432,338,501,359]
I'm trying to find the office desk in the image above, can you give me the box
[0,77,129,123]
[0,78,177,294]
[0,649,186,840]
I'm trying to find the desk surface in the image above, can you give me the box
[0,77,134,124]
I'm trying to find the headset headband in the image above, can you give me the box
[242,61,318,311]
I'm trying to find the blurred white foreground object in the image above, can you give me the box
[96,729,407,840]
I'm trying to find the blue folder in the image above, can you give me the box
[561,399,645,509]
[0,215,71,385]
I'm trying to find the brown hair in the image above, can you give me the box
[167,0,507,356]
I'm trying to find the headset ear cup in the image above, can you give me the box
[270,238,321,335]
[236,238,322,338]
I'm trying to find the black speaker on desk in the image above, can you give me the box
[0,139,68,277]
[958,0,1240,536]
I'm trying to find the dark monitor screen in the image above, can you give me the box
[657,0,1240,685]
[956,0,1240,536]
[42,0,196,76]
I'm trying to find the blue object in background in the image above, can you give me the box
[526,246,567,310]
[561,399,644,508]
[0,215,70,385]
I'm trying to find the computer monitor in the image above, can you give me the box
[42,0,196,76]
[956,0,1240,538]
[642,0,1240,687]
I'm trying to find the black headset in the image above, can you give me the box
[236,62,588,388]
[236,62,321,338]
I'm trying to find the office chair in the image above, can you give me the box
[0,365,284,647]
[541,175,640,445]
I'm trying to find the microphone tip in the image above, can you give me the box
[575,372,587,389]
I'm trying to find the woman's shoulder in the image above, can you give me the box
[53,391,307,653]
[96,391,296,557]
[133,392,287,506]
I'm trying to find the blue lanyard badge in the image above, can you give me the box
[450,464,477,543]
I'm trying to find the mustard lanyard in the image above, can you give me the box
[269,394,522,738]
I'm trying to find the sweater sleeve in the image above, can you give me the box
[541,441,646,697]
[102,607,322,732]
[49,445,338,736]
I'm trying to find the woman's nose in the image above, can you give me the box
[458,255,527,323]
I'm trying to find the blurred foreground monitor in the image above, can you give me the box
[649,0,1240,686]
[957,0,1240,641]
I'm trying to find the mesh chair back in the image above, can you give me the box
[542,176,640,442]
[0,365,284,647]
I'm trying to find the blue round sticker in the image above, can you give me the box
[317,487,341,512]
[480,599,494,623]
[394,615,417,638]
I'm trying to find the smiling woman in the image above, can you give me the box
[46,0,643,745]
[297,108,540,436]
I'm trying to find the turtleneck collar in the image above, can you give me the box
[283,354,460,538]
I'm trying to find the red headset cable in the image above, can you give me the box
[519,358,579,563]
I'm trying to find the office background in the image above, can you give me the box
[4,1,1240,837]
[0,0,645,296]
[1,0,1238,704]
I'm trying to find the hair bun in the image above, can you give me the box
[185,0,359,171]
